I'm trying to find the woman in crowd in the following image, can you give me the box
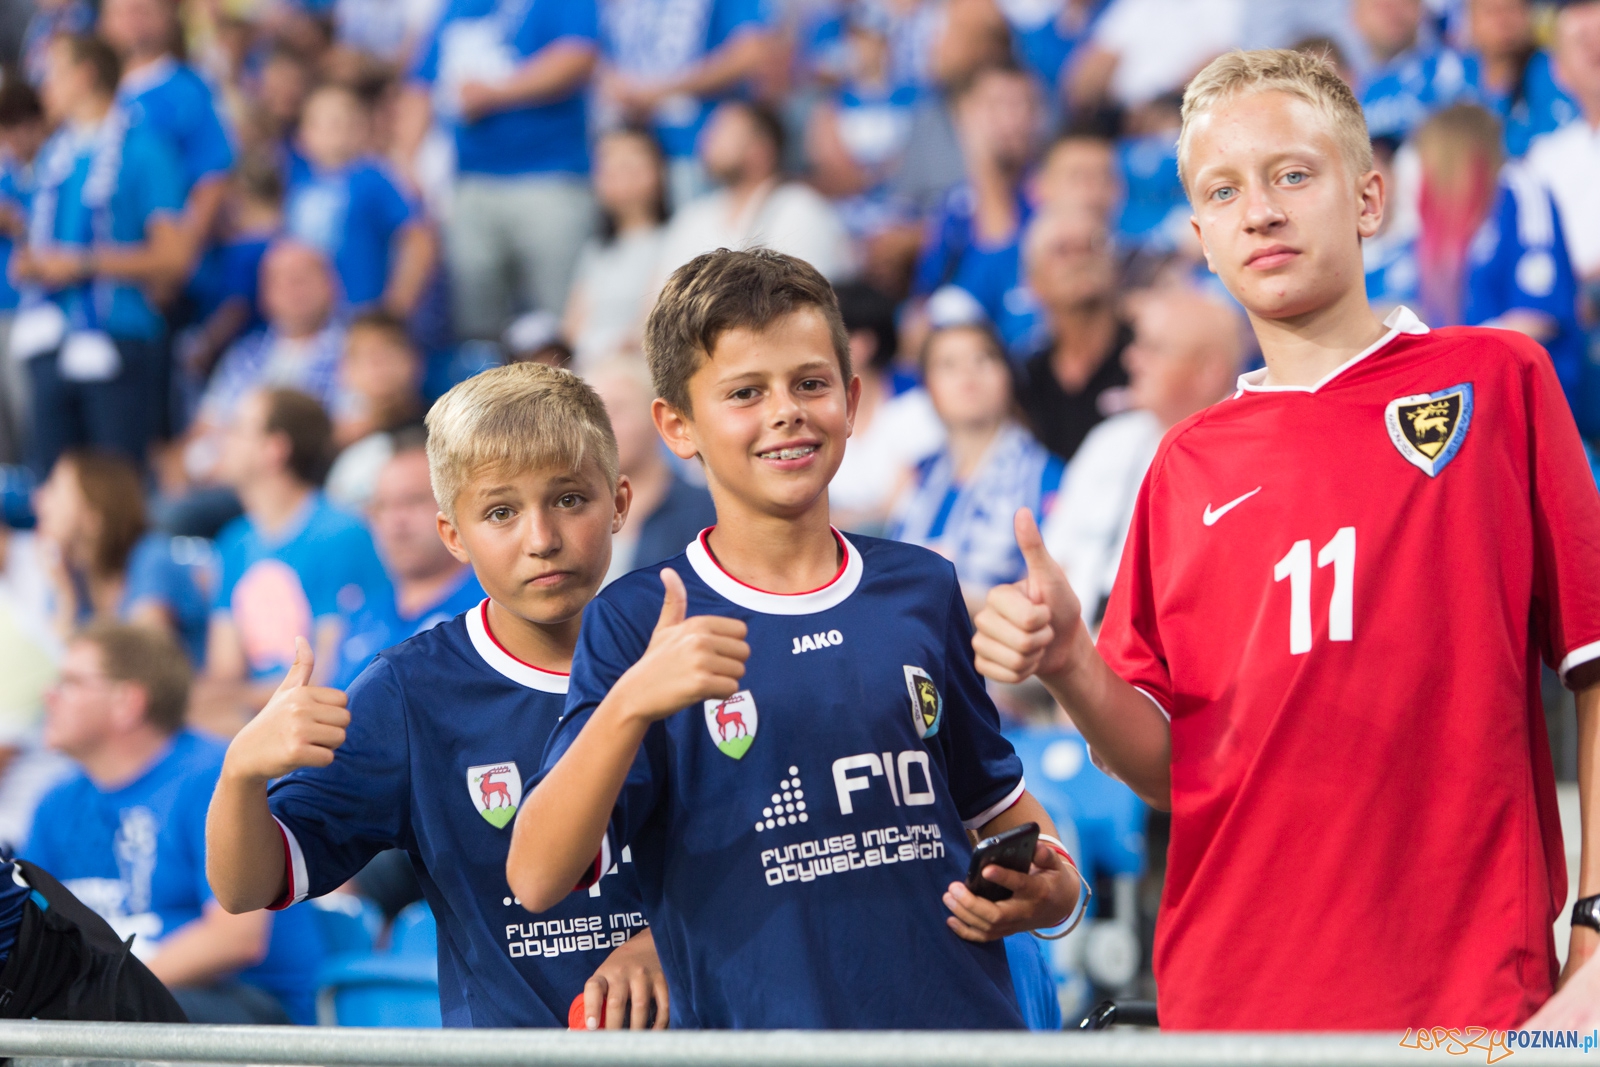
[888,321,1065,611]
[33,449,209,663]
[561,126,670,369]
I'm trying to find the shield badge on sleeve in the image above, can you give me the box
[904,666,943,739]
[704,691,758,759]
[467,762,522,829]
[1385,383,1474,477]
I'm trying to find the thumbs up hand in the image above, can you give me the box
[611,569,750,725]
[973,509,1086,685]
[222,637,353,782]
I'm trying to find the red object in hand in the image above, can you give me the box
[568,992,604,1030]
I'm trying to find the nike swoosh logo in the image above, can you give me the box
[1202,487,1262,526]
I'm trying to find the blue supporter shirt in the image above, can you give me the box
[269,600,648,1027]
[913,183,1031,302]
[1480,50,1578,158]
[1464,162,1587,430]
[412,0,598,176]
[117,58,235,193]
[1116,133,1185,244]
[30,116,187,340]
[1001,0,1105,101]
[122,533,213,665]
[185,234,273,330]
[545,531,1031,1029]
[599,0,768,160]
[0,160,33,312]
[213,494,391,681]
[24,731,322,1022]
[331,566,484,687]
[1361,44,1478,143]
[286,157,417,307]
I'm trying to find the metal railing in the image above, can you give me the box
[0,1021,1591,1067]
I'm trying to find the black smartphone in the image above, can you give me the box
[965,822,1040,902]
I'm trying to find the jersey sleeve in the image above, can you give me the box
[266,657,412,906]
[707,0,766,51]
[128,131,188,223]
[931,572,1026,829]
[525,0,597,53]
[1520,338,1600,685]
[540,591,667,885]
[1095,458,1173,715]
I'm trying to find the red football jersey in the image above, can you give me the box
[1098,309,1600,1030]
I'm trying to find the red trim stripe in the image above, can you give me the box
[267,821,295,911]
[481,601,570,677]
[698,527,849,596]
[572,850,604,893]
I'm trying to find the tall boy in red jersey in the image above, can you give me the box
[973,48,1600,1029]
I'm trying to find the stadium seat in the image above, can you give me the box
[389,900,437,957]
[309,894,384,956]
[315,954,441,1027]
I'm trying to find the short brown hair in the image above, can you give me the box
[60,35,122,97]
[58,449,147,577]
[348,308,416,354]
[262,388,335,486]
[79,622,192,735]
[1178,48,1372,194]
[425,362,619,522]
[643,248,851,414]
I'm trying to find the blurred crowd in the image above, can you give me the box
[0,0,1594,1027]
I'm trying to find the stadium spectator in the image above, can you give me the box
[1041,288,1243,625]
[1346,0,1438,87]
[1011,207,1132,461]
[286,83,435,315]
[1463,0,1578,156]
[397,0,600,339]
[587,357,716,585]
[828,281,944,535]
[325,310,428,509]
[196,240,348,435]
[0,76,46,463]
[195,388,388,733]
[251,45,314,157]
[888,321,1064,607]
[562,126,669,369]
[177,155,284,396]
[1359,0,1477,142]
[597,0,772,207]
[654,100,855,283]
[33,449,210,663]
[1525,0,1600,289]
[993,0,1104,103]
[330,431,481,687]
[504,309,573,367]
[913,62,1039,316]
[13,34,187,477]
[99,0,235,246]
[1066,0,1242,112]
[25,622,322,1023]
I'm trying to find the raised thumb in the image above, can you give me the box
[655,567,687,631]
[1014,508,1052,603]
[277,636,314,693]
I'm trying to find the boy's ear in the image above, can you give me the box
[612,476,633,535]
[844,373,863,439]
[652,397,699,461]
[436,512,472,565]
[1356,167,1385,240]
[1189,215,1217,275]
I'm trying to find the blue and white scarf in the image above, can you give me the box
[601,0,713,80]
[28,108,129,328]
[889,422,1060,594]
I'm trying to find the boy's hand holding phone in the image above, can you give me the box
[222,637,351,782]
[610,569,750,723]
[942,836,1083,943]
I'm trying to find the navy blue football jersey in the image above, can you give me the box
[545,531,1029,1029]
[268,600,648,1027]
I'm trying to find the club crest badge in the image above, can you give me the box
[704,690,758,759]
[904,666,942,739]
[467,762,522,829]
[1385,383,1473,477]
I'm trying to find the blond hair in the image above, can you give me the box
[1178,48,1373,194]
[425,362,619,521]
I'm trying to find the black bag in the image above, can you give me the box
[0,859,187,1021]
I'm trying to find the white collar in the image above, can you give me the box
[464,599,569,693]
[684,528,863,616]
[1235,305,1429,395]
[118,55,178,99]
